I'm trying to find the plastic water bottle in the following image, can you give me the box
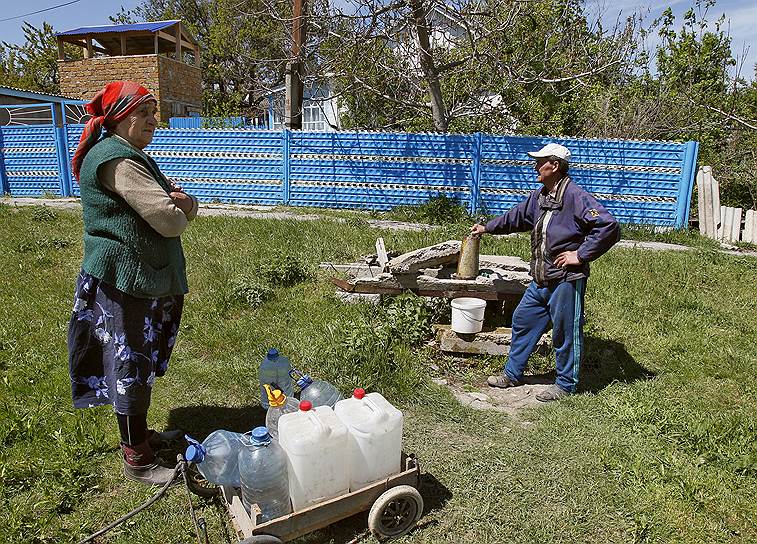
[290,368,344,408]
[238,427,292,521]
[259,348,293,409]
[185,430,244,486]
[334,388,403,491]
[264,384,300,439]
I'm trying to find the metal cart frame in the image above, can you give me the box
[222,454,422,542]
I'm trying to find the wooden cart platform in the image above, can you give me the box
[223,453,422,542]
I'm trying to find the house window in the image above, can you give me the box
[302,100,327,131]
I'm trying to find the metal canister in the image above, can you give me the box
[456,234,480,279]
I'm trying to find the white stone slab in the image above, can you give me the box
[743,210,756,244]
[387,240,461,273]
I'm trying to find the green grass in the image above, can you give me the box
[0,204,755,543]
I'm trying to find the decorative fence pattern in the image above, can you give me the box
[168,116,269,129]
[1,103,699,227]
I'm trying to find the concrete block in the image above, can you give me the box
[697,166,721,239]
[435,324,550,356]
[336,291,381,305]
[319,262,384,278]
[479,254,530,272]
[743,209,756,244]
[388,240,461,274]
[720,206,742,242]
[416,272,529,295]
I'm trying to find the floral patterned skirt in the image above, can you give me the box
[67,271,183,415]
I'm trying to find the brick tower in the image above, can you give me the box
[56,20,202,123]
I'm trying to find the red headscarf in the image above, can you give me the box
[71,81,156,181]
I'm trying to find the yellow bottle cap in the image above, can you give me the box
[264,384,286,407]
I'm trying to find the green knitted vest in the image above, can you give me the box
[79,135,188,298]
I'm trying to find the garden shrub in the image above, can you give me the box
[255,256,311,287]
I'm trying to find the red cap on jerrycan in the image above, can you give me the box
[353,388,365,399]
[299,400,312,411]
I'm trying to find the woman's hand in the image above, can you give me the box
[169,191,194,215]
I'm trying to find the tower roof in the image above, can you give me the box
[56,20,182,36]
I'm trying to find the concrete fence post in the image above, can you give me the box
[676,140,698,227]
[51,104,71,196]
[696,166,722,239]
[743,210,756,244]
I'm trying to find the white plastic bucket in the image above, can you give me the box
[450,297,486,334]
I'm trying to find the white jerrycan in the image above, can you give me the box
[277,400,349,511]
[334,388,403,491]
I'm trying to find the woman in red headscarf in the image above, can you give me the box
[68,81,198,486]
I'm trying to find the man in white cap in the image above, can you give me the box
[470,143,620,401]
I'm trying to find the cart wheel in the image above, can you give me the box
[238,536,283,544]
[184,464,220,498]
[368,485,423,540]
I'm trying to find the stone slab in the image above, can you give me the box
[435,324,550,356]
[387,240,461,274]
[479,255,530,272]
[319,262,384,278]
[336,291,381,305]
[347,269,529,294]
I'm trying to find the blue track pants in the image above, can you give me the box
[504,278,586,393]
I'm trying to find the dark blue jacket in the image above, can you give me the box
[485,176,620,286]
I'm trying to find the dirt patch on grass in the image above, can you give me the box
[435,374,556,417]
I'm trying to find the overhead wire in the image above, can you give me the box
[0,0,82,23]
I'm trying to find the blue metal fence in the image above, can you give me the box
[1,116,699,227]
[0,104,65,197]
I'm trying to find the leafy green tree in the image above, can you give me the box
[0,22,82,94]
[113,0,287,117]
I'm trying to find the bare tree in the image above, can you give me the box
[299,0,639,132]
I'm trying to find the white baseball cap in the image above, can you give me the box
[527,143,571,161]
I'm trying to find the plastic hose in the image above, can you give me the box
[77,462,182,544]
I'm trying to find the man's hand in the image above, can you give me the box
[470,223,486,236]
[169,191,194,215]
[554,250,581,268]
[169,180,184,192]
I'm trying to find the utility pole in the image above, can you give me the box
[285,0,307,130]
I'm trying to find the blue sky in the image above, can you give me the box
[1,0,754,77]
[586,0,757,78]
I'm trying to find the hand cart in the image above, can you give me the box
[194,453,423,543]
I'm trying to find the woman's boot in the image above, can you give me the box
[121,440,176,486]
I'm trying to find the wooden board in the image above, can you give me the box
[225,454,420,542]
[330,277,517,301]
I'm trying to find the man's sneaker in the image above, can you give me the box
[147,428,185,449]
[487,374,522,388]
[536,384,571,402]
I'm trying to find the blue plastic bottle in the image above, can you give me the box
[238,427,292,521]
[291,368,344,408]
[185,430,244,486]
[259,348,294,409]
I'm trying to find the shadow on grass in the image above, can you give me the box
[578,336,655,393]
[294,472,450,543]
[166,404,267,440]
